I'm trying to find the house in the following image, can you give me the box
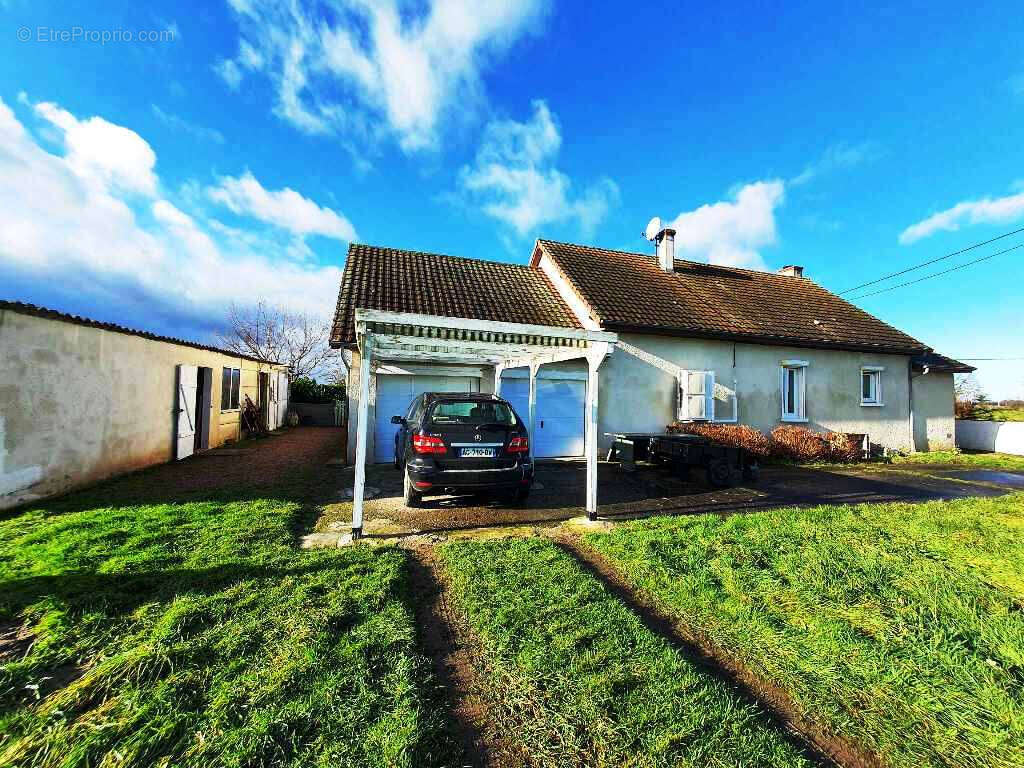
[329,233,973,468]
[0,301,290,510]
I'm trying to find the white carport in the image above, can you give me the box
[351,309,617,538]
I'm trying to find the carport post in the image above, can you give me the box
[352,335,373,540]
[528,362,539,462]
[493,363,505,397]
[585,343,608,520]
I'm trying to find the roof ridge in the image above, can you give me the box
[350,242,538,272]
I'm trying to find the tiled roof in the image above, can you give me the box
[913,352,975,373]
[536,240,929,355]
[330,243,583,346]
[0,300,284,366]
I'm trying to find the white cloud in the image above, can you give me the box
[0,97,345,324]
[207,171,357,241]
[220,0,548,153]
[34,101,158,196]
[214,58,244,90]
[789,141,879,187]
[458,100,618,237]
[667,180,786,270]
[899,188,1024,244]
[151,104,225,144]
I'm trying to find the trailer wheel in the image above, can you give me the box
[706,458,733,488]
[742,462,761,483]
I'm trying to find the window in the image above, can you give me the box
[781,361,807,421]
[861,366,884,406]
[428,399,518,426]
[221,367,241,410]
[678,371,714,421]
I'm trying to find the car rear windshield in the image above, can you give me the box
[428,400,518,426]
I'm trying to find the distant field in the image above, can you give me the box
[585,494,1024,768]
[965,405,1024,422]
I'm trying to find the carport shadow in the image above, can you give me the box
[359,460,1011,536]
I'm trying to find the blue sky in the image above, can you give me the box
[1,0,1022,398]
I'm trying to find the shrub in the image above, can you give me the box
[667,422,774,459]
[290,376,346,404]
[667,422,861,463]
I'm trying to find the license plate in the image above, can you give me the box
[460,447,496,458]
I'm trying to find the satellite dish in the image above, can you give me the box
[644,216,663,241]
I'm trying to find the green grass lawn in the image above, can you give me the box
[585,494,1024,768]
[893,449,1024,471]
[0,484,456,767]
[438,538,812,768]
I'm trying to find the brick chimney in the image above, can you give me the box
[777,265,804,278]
[655,227,676,272]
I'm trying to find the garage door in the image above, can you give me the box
[501,377,586,458]
[373,374,479,463]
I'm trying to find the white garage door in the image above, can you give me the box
[501,377,586,458]
[373,374,479,463]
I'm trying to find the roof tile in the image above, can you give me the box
[537,239,928,354]
[330,243,582,346]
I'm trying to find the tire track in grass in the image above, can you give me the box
[554,532,881,768]
[438,536,823,768]
[406,545,515,768]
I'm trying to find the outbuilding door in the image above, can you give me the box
[501,377,586,458]
[373,374,480,463]
[176,365,198,460]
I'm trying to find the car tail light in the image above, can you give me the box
[507,436,529,454]
[412,433,446,454]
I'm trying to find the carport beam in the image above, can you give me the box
[351,336,373,539]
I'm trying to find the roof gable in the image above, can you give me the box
[330,243,582,347]
[536,239,928,355]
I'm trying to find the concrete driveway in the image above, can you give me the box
[318,459,1022,538]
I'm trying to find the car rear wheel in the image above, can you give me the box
[403,470,421,508]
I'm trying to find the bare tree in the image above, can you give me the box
[219,301,339,379]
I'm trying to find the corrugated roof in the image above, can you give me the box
[330,243,582,347]
[536,239,929,355]
[0,300,285,366]
[912,351,975,373]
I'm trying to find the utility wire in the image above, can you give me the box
[955,357,1024,361]
[847,243,1024,300]
[837,225,1024,295]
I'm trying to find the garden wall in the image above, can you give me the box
[956,420,1024,456]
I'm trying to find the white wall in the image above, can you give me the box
[911,372,955,451]
[596,333,914,453]
[956,420,1024,456]
[0,309,288,510]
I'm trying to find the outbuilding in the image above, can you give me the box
[0,301,290,510]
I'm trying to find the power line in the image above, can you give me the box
[955,357,1024,361]
[837,226,1024,295]
[847,243,1024,300]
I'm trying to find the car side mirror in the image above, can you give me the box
[391,415,405,425]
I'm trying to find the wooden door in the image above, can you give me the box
[176,364,198,460]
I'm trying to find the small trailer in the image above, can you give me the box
[606,432,759,488]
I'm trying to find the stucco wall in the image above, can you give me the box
[0,309,286,510]
[596,333,914,453]
[911,372,955,451]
